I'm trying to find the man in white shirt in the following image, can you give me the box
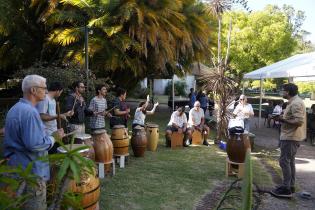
[165,106,188,146]
[267,101,283,128]
[36,82,73,153]
[187,101,210,146]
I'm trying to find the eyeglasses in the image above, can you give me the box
[240,99,244,101]
[79,86,86,89]
[34,86,47,90]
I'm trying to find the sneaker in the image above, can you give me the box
[270,186,293,198]
[185,139,190,146]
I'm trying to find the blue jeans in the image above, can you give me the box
[244,118,250,132]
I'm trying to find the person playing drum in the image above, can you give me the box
[187,101,210,146]
[110,87,130,128]
[165,106,188,146]
[132,95,159,129]
[89,84,112,131]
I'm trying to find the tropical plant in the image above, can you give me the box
[164,80,187,97]
[201,0,249,141]
[45,0,213,87]
[0,161,37,210]
[0,0,61,82]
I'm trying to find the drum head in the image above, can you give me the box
[92,129,107,135]
[74,133,92,140]
[133,125,144,130]
[146,123,158,128]
[57,144,89,153]
[113,125,125,129]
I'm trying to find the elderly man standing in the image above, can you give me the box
[271,83,306,198]
[3,75,64,210]
[187,101,210,146]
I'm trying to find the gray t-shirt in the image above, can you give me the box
[36,95,57,135]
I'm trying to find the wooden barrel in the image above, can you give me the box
[131,126,147,157]
[92,129,113,173]
[226,133,251,163]
[145,123,159,151]
[68,170,100,210]
[54,147,100,210]
[111,125,129,155]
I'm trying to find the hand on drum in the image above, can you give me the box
[52,128,65,142]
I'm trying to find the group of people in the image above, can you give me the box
[1,73,308,207]
[165,101,210,147]
[1,75,148,209]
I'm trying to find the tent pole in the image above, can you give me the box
[258,78,263,128]
[242,82,245,95]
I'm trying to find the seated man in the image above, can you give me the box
[187,101,210,146]
[165,106,188,146]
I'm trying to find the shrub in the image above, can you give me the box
[164,81,187,97]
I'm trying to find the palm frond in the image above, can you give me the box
[48,27,83,46]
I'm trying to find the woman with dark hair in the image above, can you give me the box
[132,95,159,128]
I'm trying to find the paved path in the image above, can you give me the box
[250,117,315,209]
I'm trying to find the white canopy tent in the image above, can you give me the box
[243,51,315,127]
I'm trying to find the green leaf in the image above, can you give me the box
[57,157,70,183]
[69,159,80,183]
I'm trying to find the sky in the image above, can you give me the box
[245,0,315,43]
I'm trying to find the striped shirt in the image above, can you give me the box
[89,96,107,129]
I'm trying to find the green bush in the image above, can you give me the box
[164,81,187,97]
[17,63,85,90]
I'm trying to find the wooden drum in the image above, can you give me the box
[111,125,129,155]
[226,133,251,163]
[92,129,113,173]
[145,123,159,151]
[131,126,147,157]
[74,133,95,160]
[55,146,100,210]
[68,170,100,210]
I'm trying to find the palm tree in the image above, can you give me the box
[46,0,213,87]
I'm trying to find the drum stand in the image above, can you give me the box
[114,153,130,168]
[225,157,245,179]
[97,161,115,178]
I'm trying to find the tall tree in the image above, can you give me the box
[46,0,213,87]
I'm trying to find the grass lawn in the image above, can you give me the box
[100,110,273,209]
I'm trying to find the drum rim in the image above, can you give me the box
[92,129,107,134]
[112,125,125,129]
[74,133,92,139]
[145,123,158,128]
[57,144,90,153]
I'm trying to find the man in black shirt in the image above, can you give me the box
[65,81,93,133]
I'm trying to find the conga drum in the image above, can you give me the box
[92,129,113,174]
[74,133,95,160]
[111,125,129,155]
[55,146,100,210]
[131,126,147,157]
[226,133,251,163]
[146,123,159,151]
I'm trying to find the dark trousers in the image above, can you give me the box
[279,140,300,189]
